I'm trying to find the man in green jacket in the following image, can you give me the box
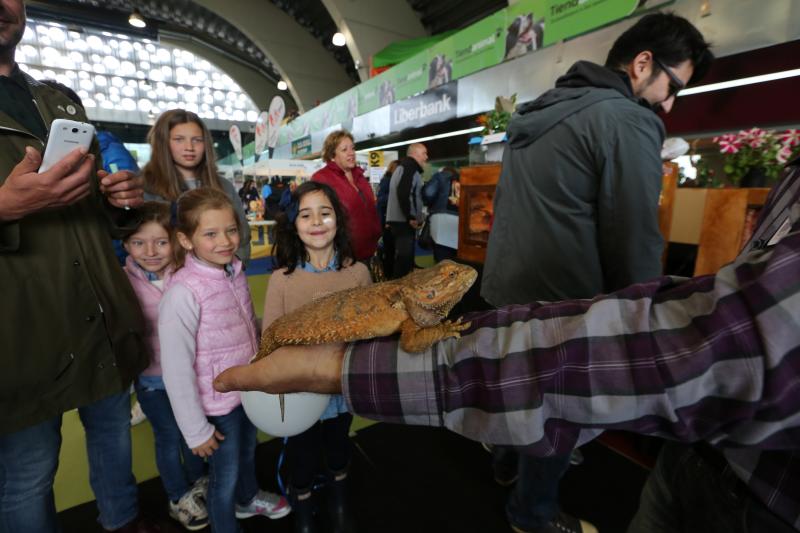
[0,1,152,531]
[480,13,712,533]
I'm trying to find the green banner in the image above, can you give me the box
[280,0,670,147]
[357,76,381,114]
[544,0,658,44]
[372,31,456,68]
[440,10,507,81]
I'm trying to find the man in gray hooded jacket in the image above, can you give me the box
[481,13,713,533]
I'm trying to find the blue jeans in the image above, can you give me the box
[206,405,260,533]
[0,390,139,533]
[135,383,206,502]
[78,390,139,530]
[0,417,62,533]
[287,412,353,490]
[495,447,571,530]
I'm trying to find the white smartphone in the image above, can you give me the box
[38,119,96,173]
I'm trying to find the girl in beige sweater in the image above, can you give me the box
[264,181,371,533]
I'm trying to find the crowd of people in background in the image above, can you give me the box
[3,1,800,533]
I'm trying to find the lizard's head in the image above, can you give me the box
[401,261,477,323]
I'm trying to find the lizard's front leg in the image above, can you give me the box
[399,317,471,353]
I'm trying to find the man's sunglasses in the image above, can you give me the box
[653,56,686,98]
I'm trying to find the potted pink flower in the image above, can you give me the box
[713,128,800,187]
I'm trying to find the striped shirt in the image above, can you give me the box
[343,160,800,529]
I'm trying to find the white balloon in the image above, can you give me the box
[241,391,330,437]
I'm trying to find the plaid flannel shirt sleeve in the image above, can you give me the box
[343,162,800,456]
[343,163,800,527]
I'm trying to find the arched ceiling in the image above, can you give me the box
[27,0,509,112]
[322,0,427,82]
[28,0,282,80]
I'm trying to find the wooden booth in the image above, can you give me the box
[666,186,771,276]
[456,162,682,265]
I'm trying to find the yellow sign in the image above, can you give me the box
[368,151,384,167]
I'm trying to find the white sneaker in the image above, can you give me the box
[169,489,208,531]
[130,401,147,426]
[235,489,291,519]
[189,475,208,503]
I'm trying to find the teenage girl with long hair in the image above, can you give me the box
[143,108,251,264]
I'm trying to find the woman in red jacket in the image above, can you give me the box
[312,130,381,261]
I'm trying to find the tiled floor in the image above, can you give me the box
[58,422,649,533]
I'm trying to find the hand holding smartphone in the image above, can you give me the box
[38,119,95,173]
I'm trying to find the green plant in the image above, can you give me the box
[713,128,800,185]
[476,94,517,135]
[692,158,723,188]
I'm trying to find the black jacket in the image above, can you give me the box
[387,157,423,222]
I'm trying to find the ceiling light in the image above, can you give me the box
[128,10,147,29]
[356,127,483,153]
[677,68,800,96]
[332,32,346,47]
[277,80,288,91]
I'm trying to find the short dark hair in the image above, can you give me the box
[120,201,172,243]
[605,13,713,85]
[271,181,355,274]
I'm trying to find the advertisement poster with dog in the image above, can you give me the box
[355,0,668,115]
[276,0,671,148]
[502,0,669,62]
[504,8,545,61]
[432,10,507,82]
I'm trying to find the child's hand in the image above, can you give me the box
[98,169,144,210]
[192,429,226,457]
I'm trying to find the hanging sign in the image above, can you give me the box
[368,151,384,167]
[291,135,312,157]
[267,96,286,150]
[229,124,243,166]
[254,111,269,161]
[390,81,458,131]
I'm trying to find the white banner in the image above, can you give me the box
[267,96,286,149]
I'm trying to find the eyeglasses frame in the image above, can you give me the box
[652,56,686,98]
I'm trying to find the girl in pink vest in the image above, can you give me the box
[123,202,208,531]
[265,181,372,533]
[159,189,290,533]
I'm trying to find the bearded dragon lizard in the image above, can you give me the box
[254,260,478,420]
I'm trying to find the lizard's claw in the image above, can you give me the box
[445,318,471,330]
[442,318,471,337]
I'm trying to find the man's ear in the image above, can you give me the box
[628,50,655,83]
[176,231,193,251]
